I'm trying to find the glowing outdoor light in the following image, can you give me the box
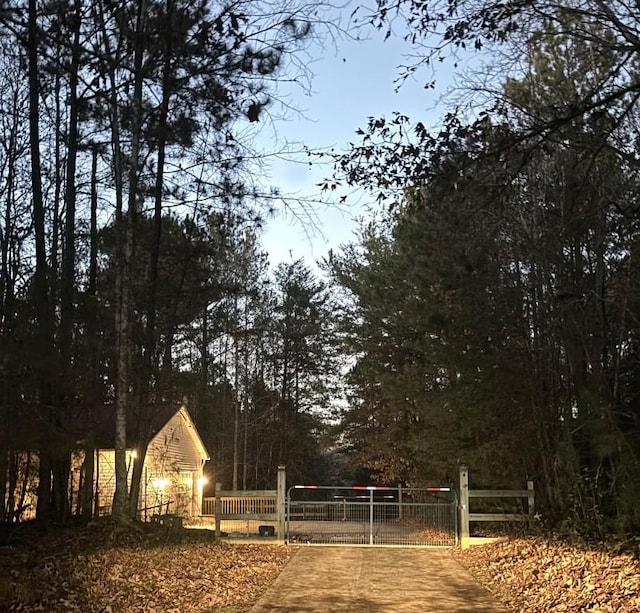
[152,478,169,490]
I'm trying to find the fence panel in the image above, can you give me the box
[287,485,457,546]
[459,466,535,548]
[205,467,287,540]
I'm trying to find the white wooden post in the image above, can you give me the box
[459,466,470,549]
[527,480,535,517]
[369,489,374,545]
[214,482,222,539]
[277,465,286,542]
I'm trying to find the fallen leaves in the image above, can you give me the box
[3,521,640,612]
[0,521,297,612]
[453,536,640,612]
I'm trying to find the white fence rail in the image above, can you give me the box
[459,466,535,548]
[202,492,277,517]
[201,467,286,541]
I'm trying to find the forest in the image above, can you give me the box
[1,0,640,537]
[0,0,345,525]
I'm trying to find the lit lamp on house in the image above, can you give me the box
[192,476,208,519]
[152,477,170,513]
[126,449,138,478]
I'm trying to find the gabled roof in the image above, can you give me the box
[7,401,209,459]
[169,405,210,461]
[90,403,210,456]
[88,402,178,449]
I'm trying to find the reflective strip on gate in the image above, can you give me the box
[295,485,451,492]
[286,485,458,547]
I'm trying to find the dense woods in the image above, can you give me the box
[0,0,342,524]
[328,3,640,534]
[2,0,640,540]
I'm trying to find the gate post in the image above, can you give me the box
[369,489,374,545]
[214,482,222,539]
[459,466,470,549]
[277,465,286,543]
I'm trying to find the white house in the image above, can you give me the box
[93,405,210,520]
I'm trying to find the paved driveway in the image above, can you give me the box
[249,547,508,613]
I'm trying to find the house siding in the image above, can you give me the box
[142,410,207,518]
[7,406,208,522]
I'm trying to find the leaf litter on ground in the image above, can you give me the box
[0,520,297,612]
[453,534,640,612]
[2,520,639,612]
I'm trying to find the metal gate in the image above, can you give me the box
[286,485,457,546]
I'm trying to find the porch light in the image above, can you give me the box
[197,476,207,490]
[152,478,169,490]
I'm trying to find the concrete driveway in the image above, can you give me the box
[249,547,508,613]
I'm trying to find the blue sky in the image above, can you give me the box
[257,11,455,269]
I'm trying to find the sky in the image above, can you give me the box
[256,6,456,270]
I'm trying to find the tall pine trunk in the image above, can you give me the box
[79,145,101,519]
[96,0,131,522]
[29,0,54,523]
[129,0,173,518]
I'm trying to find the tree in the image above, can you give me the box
[190,254,341,489]
[268,259,339,483]
[86,0,319,522]
[0,30,32,523]
[330,22,640,531]
[0,0,341,523]
[364,0,640,150]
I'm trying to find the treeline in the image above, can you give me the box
[0,0,340,524]
[329,13,640,534]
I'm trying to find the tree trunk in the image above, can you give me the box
[50,1,82,525]
[29,0,54,524]
[79,145,100,520]
[110,0,147,523]
[128,444,149,519]
[99,8,128,522]
[127,0,173,518]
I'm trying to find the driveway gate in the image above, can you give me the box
[286,485,457,546]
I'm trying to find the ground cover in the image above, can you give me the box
[0,521,297,612]
[1,521,639,612]
[454,535,640,612]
